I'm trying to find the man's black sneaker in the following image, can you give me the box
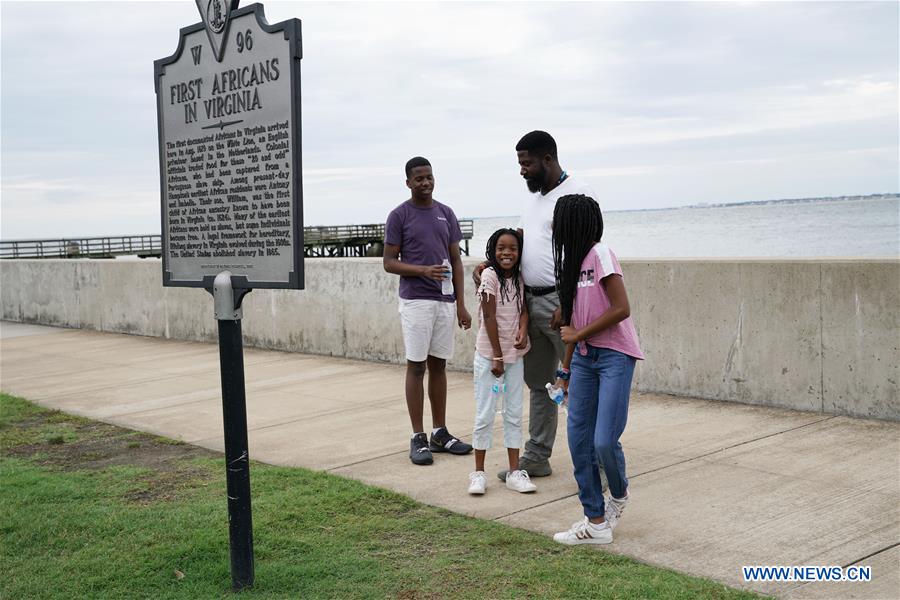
[497,458,552,481]
[429,427,473,455]
[410,433,433,465]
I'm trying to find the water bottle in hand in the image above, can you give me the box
[492,377,506,414]
[545,382,568,412]
[441,259,453,295]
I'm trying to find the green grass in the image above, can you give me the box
[0,392,763,599]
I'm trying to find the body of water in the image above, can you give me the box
[466,196,899,259]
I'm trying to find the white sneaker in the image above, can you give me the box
[505,469,537,493]
[468,471,487,495]
[605,492,629,531]
[553,517,612,545]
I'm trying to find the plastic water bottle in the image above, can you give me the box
[441,259,453,295]
[492,376,506,414]
[546,382,568,412]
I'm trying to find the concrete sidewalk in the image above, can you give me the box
[1,322,897,599]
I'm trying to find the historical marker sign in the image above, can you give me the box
[154,2,304,589]
[155,2,303,289]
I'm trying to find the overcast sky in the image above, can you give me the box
[1,0,897,239]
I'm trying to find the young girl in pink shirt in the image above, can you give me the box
[468,228,535,495]
[549,195,644,545]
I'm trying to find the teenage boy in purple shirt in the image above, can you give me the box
[384,156,473,466]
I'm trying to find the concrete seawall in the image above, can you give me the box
[2,258,897,420]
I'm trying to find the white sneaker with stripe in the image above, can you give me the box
[605,492,628,530]
[553,517,612,545]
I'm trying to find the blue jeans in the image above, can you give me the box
[567,345,636,519]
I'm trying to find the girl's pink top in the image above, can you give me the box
[475,267,530,363]
[571,242,644,360]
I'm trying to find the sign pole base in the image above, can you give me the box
[213,271,254,590]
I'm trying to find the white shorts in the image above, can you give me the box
[399,299,456,362]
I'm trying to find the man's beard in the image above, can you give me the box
[524,167,546,193]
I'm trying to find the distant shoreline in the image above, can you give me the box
[4,194,895,242]
[462,192,899,219]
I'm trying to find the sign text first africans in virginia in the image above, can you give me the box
[169,59,281,124]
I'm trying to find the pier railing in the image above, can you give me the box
[303,220,474,257]
[0,220,474,259]
[0,235,163,259]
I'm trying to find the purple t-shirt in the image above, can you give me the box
[385,200,463,302]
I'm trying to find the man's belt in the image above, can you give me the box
[525,285,556,296]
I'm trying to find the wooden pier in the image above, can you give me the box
[0,221,474,260]
[0,235,162,259]
[303,221,473,258]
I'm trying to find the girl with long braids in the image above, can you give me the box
[549,195,644,545]
[468,228,535,495]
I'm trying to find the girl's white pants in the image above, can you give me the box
[472,353,524,450]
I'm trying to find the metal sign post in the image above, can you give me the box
[155,1,303,590]
[212,271,253,589]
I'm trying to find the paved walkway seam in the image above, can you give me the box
[491,416,838,524]
[492,492,579,521]
[23,355,298,403]
[818,265,825,413]
[781,541,900,596]
[630,416,837,480]
[324,431,480,472]
[840,541,900,569]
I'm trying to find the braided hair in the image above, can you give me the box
[484,228,524,311]
[552,194,604,324]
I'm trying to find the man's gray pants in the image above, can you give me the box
[522,290,608,491]
[522,291,566,464]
